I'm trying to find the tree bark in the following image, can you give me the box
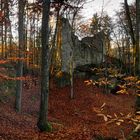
[50,9,60,75]
[124,0,136,74]
[124,0,135,45]
[1,0,4,58]
[37,0,51,132]
[15,0,25,112]
[136,0,140,72]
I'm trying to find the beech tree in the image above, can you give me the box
[124,0,136,74]
[37,0,51,131]
[15,0,26,112]
[136,0,140,72]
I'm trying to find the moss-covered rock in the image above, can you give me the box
[37,121,52,132]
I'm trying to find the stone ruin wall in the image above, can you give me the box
[61,18,106,73]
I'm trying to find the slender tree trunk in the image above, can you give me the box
[136,0,140,72]
[25,2,28,67]
[0,1,6,58]
[29,20,33,68]
[135,0,140,114]
[36,11,40,66]
[55,16,62,72]
[37,0,51,132]
[32,12,36,67]
[124,0,135,45]
[124,0,136,74]
[50,9,60,75]
[127,40,131,74]
[70,51,74,99]
[0,0,2,55]
[1,8,4,58]
[15,0,25,112]
[4,20,7,58]
[7,2,13,58]
[69,11,77,99]
[122,36,126,65]
[4,0,9,58]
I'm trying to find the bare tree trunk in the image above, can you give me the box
[124,0,135,45]
[25,2,28,67]
[1,24,4,58]
[7,1,13,58]
[4,20,7,58]
[69,8,79,99]
[117,14,131,74]
[4,0,8,58]
[37,0,51,132]
[33,12,36,67]
[15,0,25,112]
[135,0,140,114]
[127,40,131,74]
[50,9,60,75]
[124,0,136,74]
[70,50,74,99]
[136,0,140,72]
[36,11,41,67]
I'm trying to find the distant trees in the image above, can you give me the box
[111,0,139,74]
[90,13,113,55]
[124,0,135,46]
[0,0,13,58]
[0,0,140,133]
[123,0,140,74]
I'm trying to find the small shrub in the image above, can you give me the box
[54,71,70,87]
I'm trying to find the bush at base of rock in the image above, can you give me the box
[54,71,70,88]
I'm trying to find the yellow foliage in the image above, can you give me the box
[136,86,140,89]
[136,80,140,84]
[84,80,95,86]
[124,76,138,82]
[116,89,128,94]
[56,71,63,78]
[8,57,28,62]
[0,60,9,64]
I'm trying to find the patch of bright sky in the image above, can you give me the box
[82,0,134,21]
[12,0,135,40]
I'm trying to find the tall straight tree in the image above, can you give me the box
[0,0,4,58]
[15,0,26,112]
[37,0,51,131]
[136,0,140,72]
[124,0,136,74]
[124,0,135,45]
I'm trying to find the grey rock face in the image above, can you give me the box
[61,18,106,73]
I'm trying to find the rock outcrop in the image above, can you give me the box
[61,18,106,73]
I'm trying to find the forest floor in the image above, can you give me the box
[0,74,138,140]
